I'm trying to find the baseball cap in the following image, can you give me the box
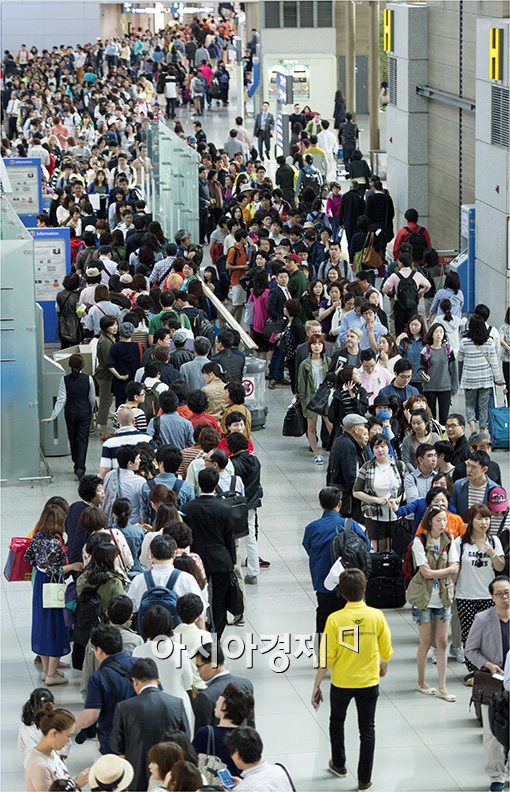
[488,487,507,513]
[173,329,188,344]
[119,322,135,338]
[342,414,368,431]
[286,253,301,263]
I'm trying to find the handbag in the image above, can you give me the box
[225,572,244,616]
[197,726,227,784]
[282,400,306,437]
[361,232,381,269]
[307,381,332,417]
[3,536,33,582]
[471,669,503,707]
[263,317,286,340]
[242,301,255,327]
[42,576,67,609]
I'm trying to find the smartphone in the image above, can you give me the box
[217,768,236,789]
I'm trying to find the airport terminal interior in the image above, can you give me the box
[1,2,509,792]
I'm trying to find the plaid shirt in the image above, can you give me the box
[353,457,406,519]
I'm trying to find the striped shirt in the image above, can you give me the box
[114,405,147,432]
[99,428,153,474]
[236,762,295,792]
[468,482,487,509]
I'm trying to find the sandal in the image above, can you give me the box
[435,690,456,702]
[416,684,437,695]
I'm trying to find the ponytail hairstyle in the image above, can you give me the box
[21,688,55,727]
[112,497,132,529]
[34,702,75,735]
[439,299,453,323]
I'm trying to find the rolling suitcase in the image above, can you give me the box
[366,551,406,609]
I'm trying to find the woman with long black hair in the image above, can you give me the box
[458,315,504,433]
[42,354,95,479]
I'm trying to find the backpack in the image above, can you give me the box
[216,477,249,538]
[142,383,161,420]
[192,310,215,345]
[73,586,103,646]
[405,226,428,262]
[300,170,321,196]
[396,272,419,311]
[489,690,509,754]
[330,519,373,577]
[137,569,182,632]
[422,343,452,370]
[403,532,452,582]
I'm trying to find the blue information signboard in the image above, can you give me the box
[28,227,71,343]
[3,157,42,226]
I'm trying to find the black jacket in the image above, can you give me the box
[365,191,395,233]
[338,189,365,227]
[210,349,245,382]
[449,434,470,467]
[267,285,288,320]
[110,687,189,792]
[327,431,367,492]
[192,672,254,734]
[182,495,236,574]
[230,451,263,509]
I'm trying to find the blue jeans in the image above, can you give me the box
[268,345,285,380]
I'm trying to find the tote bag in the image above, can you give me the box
[42,577,67,609]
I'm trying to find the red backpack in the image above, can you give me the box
[402,532,451,582]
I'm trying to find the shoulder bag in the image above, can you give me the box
[197,726,227,784]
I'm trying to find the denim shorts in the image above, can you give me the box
[412,606,452,624]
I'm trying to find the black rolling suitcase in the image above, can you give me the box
[365,551,406,609]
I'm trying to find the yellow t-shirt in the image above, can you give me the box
[320,600,393,689]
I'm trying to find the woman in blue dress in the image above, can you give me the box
[24,504,83,686]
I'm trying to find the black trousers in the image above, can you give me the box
[393,303,417,336]
[330,684,379,784]
[424,390,451,425]
[65,411,91,472]
[166,97,177,118]
[316,591,346,636]
[209,571,231,639]
[199,207,209,244]
[257,131,271,159]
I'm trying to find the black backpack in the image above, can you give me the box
[405,226,428,262]
[489,690,509,754]
[216,477,249,538]
[396,272,419,311]
[73,586,103,647]
[192,310,215,345]
[300,170,321,196]
[330,518,373,577]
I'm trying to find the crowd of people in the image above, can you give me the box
[2,13,510,792]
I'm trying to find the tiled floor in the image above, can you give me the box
[1,385,508,791]
[1,92,507,791]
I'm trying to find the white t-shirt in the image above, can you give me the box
[127,562,202,611]
[454,536,504,600]
[412,535,459,608]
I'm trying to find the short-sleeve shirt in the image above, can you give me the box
[454,536,504,600]
[412,535,459,608]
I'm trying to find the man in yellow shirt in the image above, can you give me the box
[311,569,393,792]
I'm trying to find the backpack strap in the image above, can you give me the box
[165,569,181,590]
[274,763,296,792]
[229,476,237,495]
[172,478,184,496]
[144,570,156,591]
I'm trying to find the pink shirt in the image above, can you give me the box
[359,364,393,405]
[382,267,431,297]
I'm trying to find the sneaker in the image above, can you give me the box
[45,672,69,686]
[328,760,347,778]
[268,379,276,390]
[358,784,373,791]
[430,648,437,664]
[449,646,465,663]
[231,615,245,627]
[314,455,324,465]
[244,575,258,585]
[259,557,270,568]
[489,783,504,792]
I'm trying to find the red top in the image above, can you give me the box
[392,221,432,262]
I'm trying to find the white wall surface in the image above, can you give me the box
[1,2,102,54]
